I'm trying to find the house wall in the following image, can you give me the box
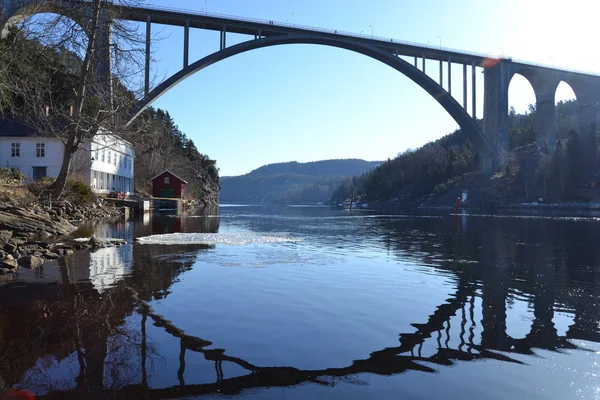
[0,133,136,195]
[77,134,136,195]
[152,171,186,198]
[0,137,64,181]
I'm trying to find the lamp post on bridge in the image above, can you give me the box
[436,35,441,50]
[369,24,373,38]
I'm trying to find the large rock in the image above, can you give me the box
[0,230,13,245]
[18,255,44,269]
[3,242,16,253]
[1,255,17,269]
[89,237,104,250]
[0,208,77,237]
[8,237,26,245]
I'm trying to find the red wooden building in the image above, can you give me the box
[151,170,188,198]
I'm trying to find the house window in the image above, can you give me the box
[164,176,170,184]
[36,143,45,157]
[11,143,20,157]
[114,154,117,166]
[108,151,111,164]
[101,151,105,162]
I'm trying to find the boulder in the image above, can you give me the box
[0,230,13,245]
[8,237,26,245]
[3,243,16,253]
[18,255,44,269]
[1,255,17,269]
[89,237,103,250]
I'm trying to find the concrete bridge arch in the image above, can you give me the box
[126,34,494,164]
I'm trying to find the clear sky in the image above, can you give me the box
[141,0,593,176]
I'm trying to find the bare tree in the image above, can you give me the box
[0,0,155,198]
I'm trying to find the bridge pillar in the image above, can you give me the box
[96,7,113,108]
[463,64,467,108]
[578,93,599,165]
[447,59,451,95]
[534,88,557,151]
[145,15,151,96]
[483,62,511,168]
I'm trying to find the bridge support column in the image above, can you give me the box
[183,20,189,67]
[422,56,425,73]
[220,27,227,50]
[534,88,557,150]
[414,57,417,68]
[471,62,476,118]
[96,7,113,108]
[483,62,511,168]
[463,64,467,108]
[145,15,151,96]
[448,59,451,95]
[578,94,599,165]
[439,60,443,87]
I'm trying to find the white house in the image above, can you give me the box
[73,131,136,195]
[0,119,135,195]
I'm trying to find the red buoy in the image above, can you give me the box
[454,197,461,214]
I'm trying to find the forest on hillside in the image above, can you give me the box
[332,100,597,206]
[132,108,220,204]
[220,159,381,204]
[0,30,220,204]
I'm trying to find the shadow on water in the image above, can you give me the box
[0,206,598,398]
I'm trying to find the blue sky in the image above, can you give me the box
[143,0,592,176]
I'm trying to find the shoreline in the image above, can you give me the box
[0,199,126,278]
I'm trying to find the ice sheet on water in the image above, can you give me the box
[136,232,300,246]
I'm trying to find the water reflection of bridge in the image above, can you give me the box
[0,211,598,398]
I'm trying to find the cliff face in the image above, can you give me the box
[194,160,221,206]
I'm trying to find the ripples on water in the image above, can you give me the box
[0,206,599,399]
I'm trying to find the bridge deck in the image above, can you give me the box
[114,5,487,66]
[113,4,597,77]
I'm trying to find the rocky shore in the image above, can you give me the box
[0,199,127,277]
[0,236,128,276]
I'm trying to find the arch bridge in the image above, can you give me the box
[3,0,600,170]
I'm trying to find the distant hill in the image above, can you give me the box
[220,159,381,204]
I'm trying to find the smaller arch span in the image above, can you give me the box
[1,0,89,38]
[126,33,493,156]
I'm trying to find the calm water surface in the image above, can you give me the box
[1,205,599,399]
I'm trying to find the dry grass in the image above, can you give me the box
[0,184,38,207]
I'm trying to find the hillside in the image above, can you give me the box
[332,100,593,207]
[220,159,381,204]
[0,31,220,205]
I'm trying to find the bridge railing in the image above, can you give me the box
[128,3,599,77]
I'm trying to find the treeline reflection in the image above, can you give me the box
[0,209,598,398]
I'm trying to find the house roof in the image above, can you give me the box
[0,119,39,137]
[150,170,188,184]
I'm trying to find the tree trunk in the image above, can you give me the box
[50,0,102,199]
[50,132,77,198]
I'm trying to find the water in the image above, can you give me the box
[1,205,599,399]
